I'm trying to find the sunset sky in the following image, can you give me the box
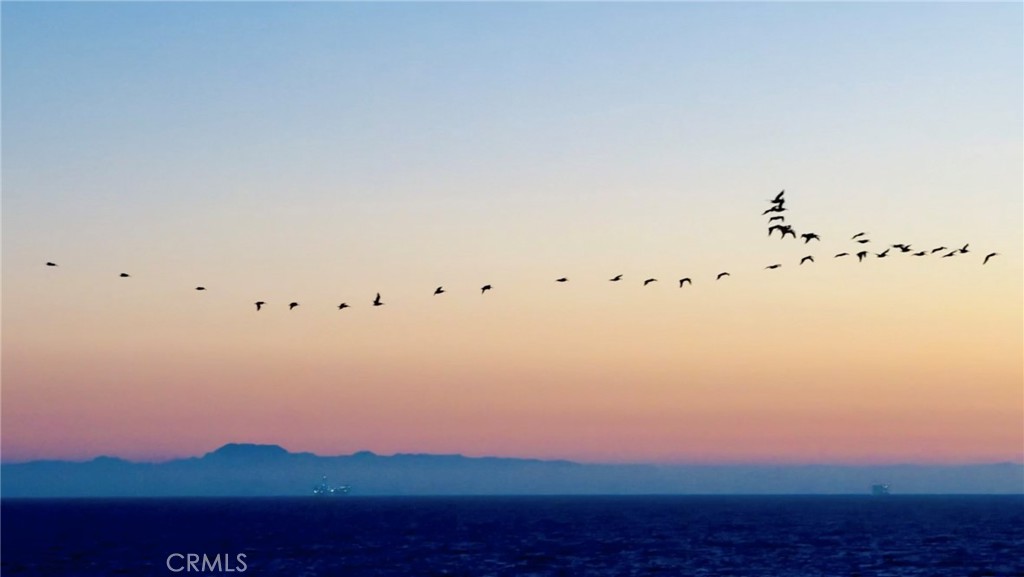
[2,2,1021,465]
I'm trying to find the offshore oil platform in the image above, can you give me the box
[313,475,351,496]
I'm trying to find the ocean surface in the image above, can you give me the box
[3,496,1023,576]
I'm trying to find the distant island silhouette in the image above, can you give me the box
[2,444,1021,497]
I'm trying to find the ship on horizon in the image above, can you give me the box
[313,475,351,496]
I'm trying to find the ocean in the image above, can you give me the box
[2,496,1022,576]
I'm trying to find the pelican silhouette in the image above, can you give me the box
[765,264,781,270]
[913,251,927,256]
[762,206,786,215]
[373,293,384,306]
[856,251,869,262]
[876,249,890,258]
[767,215,785,223]
[434,286,445,295]
[851,232,867,239]
[942,251,957,258]
[609,274,622,282]
[338,303,350,310]
[289,302,299,310]
[255,301,265,311]
[769,224,796,238]
[855,239,870,244]
[801,233,820,243]
[195,286,206,291]
[716,272,730,280]
[931,247,947,254]
[481,284,492,294]
[958,243,969,254]
[800,256,814,265]
[678,278,692,287]
[46,262,58,267]
[770,190,785,203]
[835,252,849,258]
[119,273,130,278]
[555,278,568,283]
[643,278,657,286]
[983,252,998,265]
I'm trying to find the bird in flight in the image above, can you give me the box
[983,252,998,265]
[856,251,869,262]
[801,232,820,243]
[338,303,350,310]
[851,232,867,239]
[643,278,657,286]
[892,243,912,252]
[46,262,58,267]
[835,252,849,258]
[855,239,870,244]
[716,272,730,280]
[678,278,692,287]
[958,243,970,254]
[481,284,492,294]
[767,215,785,223]
[765,264,781,270]
[195,287,206,291]
[769,224,796,239]
[770,190,785,203]
[800,256,814,265]
[762,205,786,215]
[942,251,957,258]
[913,251,927,257]
[255,301,265,311]
[120,273,130,278]
[434,286,445,295]
[555,277,568,283]
[373,293,384,306]
[609,274,622,282]
[876,249,890,258]
[931,246,947,254]
[289,302,299,310]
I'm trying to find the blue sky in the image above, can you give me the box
[2,2,1021,463]
[7,3,1020,269]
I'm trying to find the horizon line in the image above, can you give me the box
[3,442,1022,468]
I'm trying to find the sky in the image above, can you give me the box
[2,2,1021,465]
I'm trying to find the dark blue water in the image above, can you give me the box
[3,496,1023,576]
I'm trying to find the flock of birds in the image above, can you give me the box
[41,190,999,312]
[757,189,998,268]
